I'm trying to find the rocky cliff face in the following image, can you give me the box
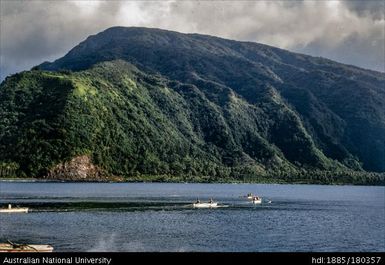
[46,155,121,181]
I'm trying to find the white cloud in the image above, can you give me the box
[72,1,103,16]
[116,2,151,26]
[1,0,384,81]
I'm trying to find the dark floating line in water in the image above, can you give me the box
[0,200,280,213]
[1,198,335,213]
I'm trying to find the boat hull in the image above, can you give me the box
[193,202,218,208]
[0,244,53,252]
[0,208,28,213]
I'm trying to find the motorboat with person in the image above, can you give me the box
[251,196,262,204]
[193,198,218,208]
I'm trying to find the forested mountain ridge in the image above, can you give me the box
[0,27,384,184]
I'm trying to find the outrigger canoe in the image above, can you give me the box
[0,241,53,252]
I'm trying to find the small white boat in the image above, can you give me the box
[0,241,53,252]
[0,204,28,213]
[193,202,218,208]
[193,199,218,208]
[251,196,262,204]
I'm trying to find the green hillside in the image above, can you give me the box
[0,27,384,184]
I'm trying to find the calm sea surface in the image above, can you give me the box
[0,182,384,252]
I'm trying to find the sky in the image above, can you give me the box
[1,0,384,81]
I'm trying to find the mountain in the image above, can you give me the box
[0,27,384,184]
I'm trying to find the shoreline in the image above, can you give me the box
[1,177,384,186]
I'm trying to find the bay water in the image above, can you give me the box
[0,182,383,252]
